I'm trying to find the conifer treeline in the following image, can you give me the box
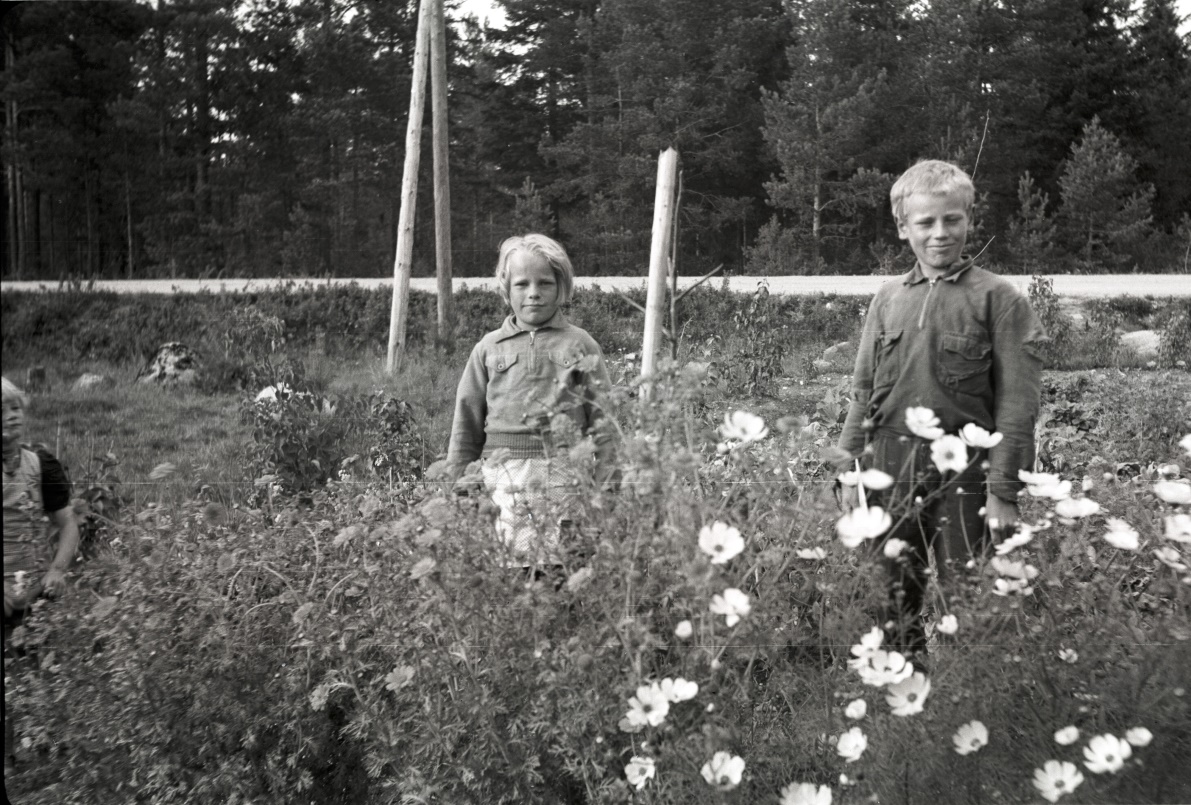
[2,0,1188,279]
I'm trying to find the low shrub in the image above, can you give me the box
[1028,275,1071,366]
[242,387,425,497]
[1156,300,1191,369]
[1,285,871,373]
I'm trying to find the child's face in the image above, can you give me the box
[897,191,970,276]
[2,397,25,451]
[507,250,560,327]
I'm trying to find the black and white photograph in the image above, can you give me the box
[3,0,1190,802]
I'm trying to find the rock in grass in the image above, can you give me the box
[25,365,47,391]
[72,373,112,391]
[821,340,857,370]
[1119,330,1159,360]
[136,342,201,386]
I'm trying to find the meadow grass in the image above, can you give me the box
[26,365,246,509]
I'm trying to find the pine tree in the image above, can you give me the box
[1006,172,1056,272]
[1130,0,1191,229]
[1057,117,1155,269]
[761,0,907,272]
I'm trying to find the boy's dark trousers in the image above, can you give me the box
[865,434,990,654]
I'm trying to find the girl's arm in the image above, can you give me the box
[445,344,489,477]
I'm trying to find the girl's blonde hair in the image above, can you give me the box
[495,234,575,306]
[889,159,975,224]
[2,376,28,409]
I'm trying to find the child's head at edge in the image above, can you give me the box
[495,234,575,309]
[2,376,29,453]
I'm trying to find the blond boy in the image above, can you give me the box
[838,160,1047,652]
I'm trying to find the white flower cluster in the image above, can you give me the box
[834,408,1007,550]
[1034,727,1153,802]
[1015,443,1191,586]
[620,676,700,733]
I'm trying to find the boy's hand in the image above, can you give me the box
[41,567,68,598]
[986,494,1018,537]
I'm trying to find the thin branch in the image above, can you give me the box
[971,109,990,181]
[614,287,674,342]
[673,263,725,303]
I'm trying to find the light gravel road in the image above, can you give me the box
[2,274,1190,297]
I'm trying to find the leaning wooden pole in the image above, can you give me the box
[639,147,679,397]
[429,0,453,351]
[387,0,432,374]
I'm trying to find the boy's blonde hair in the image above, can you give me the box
[2,376,28,409]
[495,234,575,306]
[890,160,975,224]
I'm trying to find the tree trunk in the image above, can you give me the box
[86,173,96,276]
[4,34,18,278]
[194,25,210,221]
[126,172,135,278]
[30,186,41,276]
[47,192,56,277]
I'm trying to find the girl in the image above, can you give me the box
[445,234,612,565]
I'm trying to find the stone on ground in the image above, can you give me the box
[72,373,112,391]
[136,342,201,386]
[1119,330,1159,360]
[820,341,857,370]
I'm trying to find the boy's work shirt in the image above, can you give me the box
[839,260,1047,502]
[447,312,612,469]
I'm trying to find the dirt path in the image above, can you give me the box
[3,274,1190,297]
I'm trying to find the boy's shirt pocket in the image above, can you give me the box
[872,330,903,391]
[937,332,992,396]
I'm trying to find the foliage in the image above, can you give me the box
[241,387,425,498]
[1156,301,1191,369]
[717,282,792,398]
[6,360,1191,805]
[742,217,809,276]
[3,284,878,380]
[1058,117,1157,268]
[68,450,125,559]
[1007,172,1057,272]
[4,0,1191,280]
[1027,276,1072,366]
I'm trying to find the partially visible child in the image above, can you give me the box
[4,375,80,772]
[837,160,1047,655]
[445,234,612,566]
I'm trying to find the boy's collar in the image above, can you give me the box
[495,311,568,341]
[903,258,975,286]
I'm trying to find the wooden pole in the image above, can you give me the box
[669,168,682,359]
[429,0,453,352]
[387,0,432,374]
[639,147,679,396]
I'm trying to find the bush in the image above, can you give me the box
[1,285,872,373]
[1156,301,1191,369]
[1027,275,1071,366]
[242,387,425,497]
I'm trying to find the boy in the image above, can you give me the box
[445,234,612,566]
[837,160,1047,653]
